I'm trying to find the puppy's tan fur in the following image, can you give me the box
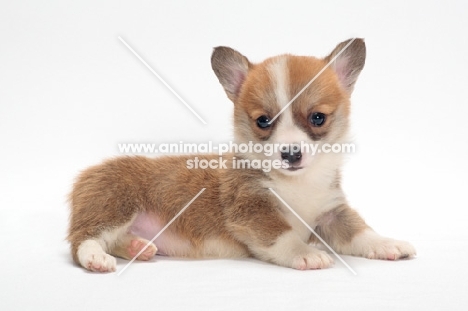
[68,39,416,272]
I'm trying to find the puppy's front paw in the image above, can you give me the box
[366,239,416,260]
[291,248,334,270]
[346,230,416,260]
[262,231,334,270]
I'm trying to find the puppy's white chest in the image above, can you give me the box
[267,174,345,241]
[273,182,322,239]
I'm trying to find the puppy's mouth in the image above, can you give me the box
[286,166,303,171]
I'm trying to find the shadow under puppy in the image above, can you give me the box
[68,38,416,272]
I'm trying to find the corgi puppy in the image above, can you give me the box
[68,38,416,272]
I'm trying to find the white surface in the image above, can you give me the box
[1,1,467,310]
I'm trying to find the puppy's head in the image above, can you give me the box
[211,39,365,175]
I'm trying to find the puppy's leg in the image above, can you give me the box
[314,204,416,260]
[224,190,333,270]
[68,157,160,272]
[257,230,334,270]
[72,219,136,273]
[73,219,159,271]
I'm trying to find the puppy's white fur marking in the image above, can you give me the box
[268,56,295,138]
[266,55,317,170]
[268,56,290,109]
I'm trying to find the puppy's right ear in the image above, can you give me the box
[211,47,251,102]
[324,38,366,95]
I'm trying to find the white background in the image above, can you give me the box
[1,0,467,310]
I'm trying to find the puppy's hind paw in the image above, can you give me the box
[85,253,117,273]
[128,238,157,261]
[77,240,117,273]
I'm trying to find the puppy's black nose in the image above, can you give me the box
[281,150,302,164]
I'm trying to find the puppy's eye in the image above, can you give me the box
[256,115,271,129]
[309,112,326,127]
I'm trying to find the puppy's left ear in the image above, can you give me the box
[211,47,251,103]
[325,38,366,94]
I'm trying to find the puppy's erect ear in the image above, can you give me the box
[325,38,366,94]
[211,47,251,102]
